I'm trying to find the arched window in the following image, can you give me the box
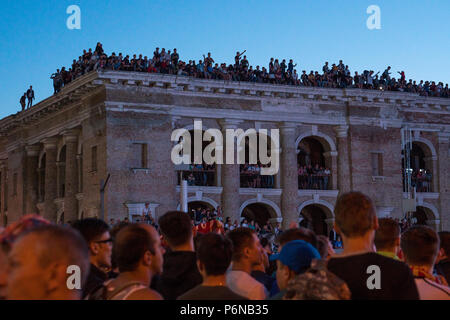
[297,137,331,190]
[176,130,216,186]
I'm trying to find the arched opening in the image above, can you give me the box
[58,146,66,198]
[188,201,216,222]
[38,153,46,203]
[299,204,330,236]
[240,132,275,189]
[78,146,83,193]
[402,142,433,192]
[297,137,331,190]
[241,202,277,228]
[409,206,436,226]
[176,130,216,186]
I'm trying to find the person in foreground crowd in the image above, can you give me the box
[226,227,268,300]
[0,215,51,300]
[276,226,318,249]
[270,240,321,299]
[71,218,113,298]
[251,238,278,295]
[178,233,247,300]
[7,225,89,300]
[153,211,202,300]
[283,258,351,300]
[88,224,164,300]
[316,235,335,260]
[327,192,419,299]
[436,231,450,284]
[374,218,401,260]
[400,226,450,299]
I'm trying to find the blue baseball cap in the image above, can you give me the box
[270,240,321,274]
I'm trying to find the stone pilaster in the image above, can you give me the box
[280,122,298,229]
[24,145,40,215]
[335,125,351,194]
[0,160,7,226]
[437,133,449,231]
[63,130,79,223]
[324,151,338,190]
[424,156,438,192]
[220,119,242,223]
[42,137,58,222]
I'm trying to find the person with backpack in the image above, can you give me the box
[87,224,164,300]
[269,240,322,299]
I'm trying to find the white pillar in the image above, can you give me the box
[181,180,188,213]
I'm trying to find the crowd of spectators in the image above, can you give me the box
[50,42,450,99]
[298,164,331,190]
[402,168,433,193]
[411,169,433,192]
[240,164,274,188]
[178,164,216,186]
[1,192,449,300]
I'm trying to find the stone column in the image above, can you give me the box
[335,125,351,194]
[280,123,298,229]
[42,137,58,222]
[63,130,79,223]
[0,161,7,226]
[324,151,338,190]
[220,119,242,223]
[24,145,40,215]
[76,154,83,193]
[215,164,221,187]
[424,156,438,193]
[437,133,449,231]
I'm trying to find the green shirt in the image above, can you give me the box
[377,251,400,260]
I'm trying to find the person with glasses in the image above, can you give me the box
[72,218,113,298]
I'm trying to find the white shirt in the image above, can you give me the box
[414,278,450,300]
[226,270,268,300]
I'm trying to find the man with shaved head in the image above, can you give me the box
[7,225,90,300]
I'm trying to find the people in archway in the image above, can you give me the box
[401,226,450,299]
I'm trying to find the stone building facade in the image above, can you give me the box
[1,70,449,233]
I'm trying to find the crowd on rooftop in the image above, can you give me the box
[47,42,449,99]
[0,192,449,300]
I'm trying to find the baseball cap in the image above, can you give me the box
[270,240,321,274]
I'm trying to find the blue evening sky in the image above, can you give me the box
[0,0,449,119]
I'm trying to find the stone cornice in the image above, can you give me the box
[1,70,450,141]
[0,71,100,136]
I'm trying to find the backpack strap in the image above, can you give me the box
[107,281,148,300]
